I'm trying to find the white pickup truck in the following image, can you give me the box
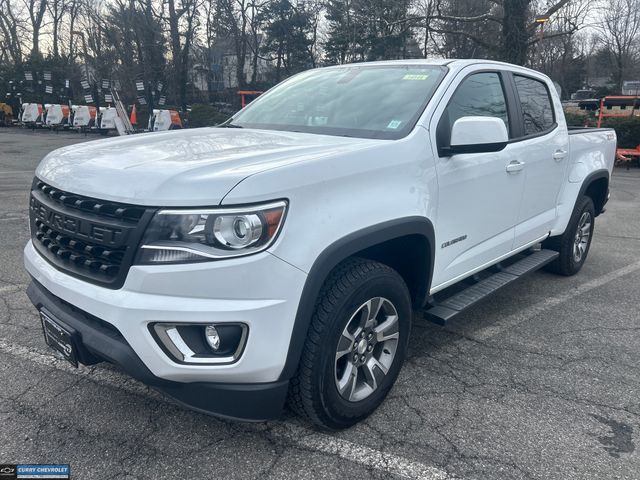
[25,59,616,429]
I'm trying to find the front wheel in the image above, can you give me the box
[288,258,411,430]
[544,195,595,276]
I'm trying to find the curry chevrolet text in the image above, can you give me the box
[24,59,616,429]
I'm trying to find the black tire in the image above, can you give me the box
[288,257,411,430]
[544,195,595,276]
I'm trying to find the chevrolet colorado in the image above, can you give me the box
[24,60,616,429]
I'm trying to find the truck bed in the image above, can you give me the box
[567,126,615,135]
[567,127,617,182]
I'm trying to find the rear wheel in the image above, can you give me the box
[544,195,595,276]
[288,258,411,430]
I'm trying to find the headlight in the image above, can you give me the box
[136,200,287,264]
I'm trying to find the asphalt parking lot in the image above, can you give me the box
[1,128,639,480]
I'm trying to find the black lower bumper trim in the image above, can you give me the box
[161,380,289,422]
[26,279,288,421]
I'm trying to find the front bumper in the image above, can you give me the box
[27,280,289,420]
[24,240,307,418]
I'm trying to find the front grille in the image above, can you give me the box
[29,179,156,289]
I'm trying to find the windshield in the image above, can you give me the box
[229,65,447,140]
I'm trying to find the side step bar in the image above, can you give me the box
[424,249,559,325]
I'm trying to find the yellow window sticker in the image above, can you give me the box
[403,74,429,80]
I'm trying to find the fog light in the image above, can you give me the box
[204,325,221,351]
[151,322,247,364]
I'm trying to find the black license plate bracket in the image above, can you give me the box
[40,310,79,367]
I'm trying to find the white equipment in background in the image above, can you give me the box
[99,90,135,136]
[45,104,71,128]
[21,103,44,125]
[72,105,97,129]
[98,107,120,135]
[149,109,182,131]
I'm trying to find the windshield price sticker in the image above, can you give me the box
[402,74,429,80]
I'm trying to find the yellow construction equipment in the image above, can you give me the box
[0,102,14,126]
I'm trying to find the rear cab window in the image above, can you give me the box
[513,75,556,136]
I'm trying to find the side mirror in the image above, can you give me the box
[447,116,509,155]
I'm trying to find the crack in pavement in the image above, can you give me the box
[0,338,456,480]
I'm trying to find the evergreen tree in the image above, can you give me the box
[260,0,315,81]
[324,0,416,65]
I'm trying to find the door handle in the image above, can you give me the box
[553,149,567,161]
[506,160,525,173]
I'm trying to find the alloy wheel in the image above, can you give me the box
[573,211,592,263]
[334,297,400,402]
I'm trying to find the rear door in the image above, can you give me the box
[428,68,526,292]
[509,74,569,247]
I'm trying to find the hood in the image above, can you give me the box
[35,127,381,206]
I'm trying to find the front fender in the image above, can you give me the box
[277,217,435,381]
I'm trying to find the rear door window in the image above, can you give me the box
[514,75,555,136]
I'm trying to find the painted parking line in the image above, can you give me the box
[0,338,455,480]
[471,260,640,341]
[273,422,454,480]
[0,337,157,398]
[0,215,28,223]
[0,283,27,295]
[4,261,640,479]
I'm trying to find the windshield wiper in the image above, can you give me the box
[218,121,243,128]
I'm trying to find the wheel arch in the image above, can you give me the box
[579,169,609,216]
[278,217,435,381]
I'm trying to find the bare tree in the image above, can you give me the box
[432,0,498,59]
[78,0,109,81]
[594,0,640,91]
[389,0,583,64]
[414,0,438,58]
[0,0,26,65]
[27,0,48,57]
[532,2,591,97]
[203,0,219,53]
[165,0,201,110]
[48,0,67,57]
[217,0,251,87]
[304,0,323,67]
[247,0,266,85]
[1,0,633,112]
[65,0,82,59]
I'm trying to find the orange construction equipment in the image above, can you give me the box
[170,110,182,127]
[595,96,640,168]
[616,145,640,168]
[130,104,137,125]
[237,90,264,108]
[596,96,640,128]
